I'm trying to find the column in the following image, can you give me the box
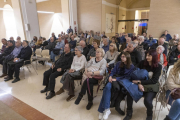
[69,0,78,33]
[61,0,70,33]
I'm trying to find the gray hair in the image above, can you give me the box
[128,41,136,48]
[139,36,144,40]
[75,46,83,53]
[104,38,109,43]
[157,45,165,52]
[174,34,179,38]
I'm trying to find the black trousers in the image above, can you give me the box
[2,59,11,74]
[43,68,64,91]
[126,91,157,116]
[8,61,24,78]
[79,78,98,102]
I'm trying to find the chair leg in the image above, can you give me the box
[26,66,31,73]
[31,64,38,75]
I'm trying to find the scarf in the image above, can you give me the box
[160,53,164,65]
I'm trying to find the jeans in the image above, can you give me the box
[50,51,61,62]
[166,90,180,120]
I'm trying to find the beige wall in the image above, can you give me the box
[77,0,102,32]
[148,0,180,38]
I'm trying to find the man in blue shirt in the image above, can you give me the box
[161,30,172,42]
[69,35,77,51]
[0,41,22,78]
[145,34,157,47]
[102,38,109,53]
[67,26,73,34]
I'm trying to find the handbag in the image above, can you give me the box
[143,83,160,92]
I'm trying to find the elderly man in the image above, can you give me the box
[117,41,142,66]
[145,34,157,47]
[4,40,32,83]
[0,41,22,78]
[102,38,109,53]
[48,33,57,43]
[40,43,74,99]
[51,37,65,62]
[150,37,168,55]
[10,37,15,46]
[161,30,172,42]
[169,34,179,47]
[69,35,77,51]
[16,36,21,42]
[120,37,132,52]
[79,40,89,58]
[138,36,149,51]
[45,37,56,53]
[67,26,73,34]
[1,38,7,53]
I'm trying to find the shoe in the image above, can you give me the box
[4,76,13,82]
[123,110,132,120]
[164,115,171,120]
[55,88,64,95]
[0,73,7,78]
[86,101,93,110]
[146,116,152,120]
[103,109,111,120]
[75,94,83,105]
[46,92,55,99]
[4,76,8,79]
[99,113,103,120]
[66,95,75,102]
[12,78,20,83]
[40,87,48,93]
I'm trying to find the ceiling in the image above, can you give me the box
[36,0,49,3]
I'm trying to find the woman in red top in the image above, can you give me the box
[156,45,168,68]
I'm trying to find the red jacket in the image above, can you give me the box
[158,53,168,66]
[64,39,68,44]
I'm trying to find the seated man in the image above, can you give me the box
[0,41,22,78]
[45,37,56,53]
[145,34,157,47]
[143,33,148,41]
[138,36,149,51]
[50,37,65,62]
[102,38,109,53]
[48,32,57,43]
[161,30,172,42]
[79,40,89,58]
[4,40,32,83]
[120,37,132,52]
[117,41,142,67]
[10,37,15,46]
[0,40,14,64]
[150,37,168,55]
[169,44,180,66]
[0,38,7,54]
[40,43,74,99]
[69,35,77,51]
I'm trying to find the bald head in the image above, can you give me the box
[158,37,165,45]
[126,37,132,43]
[79,40,86,48]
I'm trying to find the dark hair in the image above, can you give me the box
[111,36,117,43]
[102,35,107,38]
[2,38,7,41]
[33,36,37,41]
[93,39,100,46]
[66,43,71,50]
[144,49,158,68]
[120,52,132,69]
[8,40,13,44]
[23,40,29,44]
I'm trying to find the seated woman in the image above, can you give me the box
[35,37,43,49]
[111,36,120,52]
[86,39,100,61]
[74,48,107,110]
[98,52,135,120]
[156,45,168,68]
[55,46,87,101]
[29,36,37,54]
[123,49,162,120]
[164,59,180,120]
[104,43,119,72]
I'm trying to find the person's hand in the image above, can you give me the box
[106,63,109,67]
[132,80,141,84]
[109,76,113,83]
[112,79,116,81]
[57,68,62,72]
[138,84,144,92]
[90,56,92,59]
[123,48,127,52]
[87,72,93,78]
[162,65,165,68]
[69,69,74,73]
[13,58,18,62]
[51,65,55,69]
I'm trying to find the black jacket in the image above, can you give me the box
[45,41,56,51]
[17,46,32,64]
[55,52,74,71]
[150,43,167,55]
[139,42,149,51]
[117,49,142,67]
[169,48,180,65]
[1,46,14,57]
[83,47,89,59]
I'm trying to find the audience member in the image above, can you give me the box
[61,35,68,44]
[120,37,132,52]
[75,48,107,110]
[45,37,56,53]
[87,39,100,61]
[146,34,157,47]
[101,31,105,37]
[143,33,148,41]
[79,40,89,58]
[94,32,101,40]
[40,43,74,99]
[102,38,109,53]
[138,36,149,51]
[56,46,87,101]
[4,40,32,83]
[40,37,48,49]
[69,35,77,51]
[156,45,168,68]
[10,37,15,46]
[35,37,43,49]
[0,38,7,53]
[168,44,180,66]
[80,33,86,41]
[29,36,37,53]
[16,36,21,42]
[131,33,137,41]
[86,32,94,49]
[48,33,57,42]
[74,33,80,43]
[67,26,73,34]
[111,36,120,52]
[133,39,139,48]
[161,30,172,42]
[169,34,179,47]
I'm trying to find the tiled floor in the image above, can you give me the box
[0,63,169,120]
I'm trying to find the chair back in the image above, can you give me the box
[36,49,42,57]
[41,50,50,59]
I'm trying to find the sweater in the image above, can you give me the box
[71,55,87,71]
[104,51,119,65]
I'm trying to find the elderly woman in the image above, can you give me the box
[169,34,179,48]
[104,43,119,71]
[75,48,107,110]
[56,46,87,101]
[157,45,168,68]
[87,39,100,61]
[138,36,149,51]
[164,59,180,120]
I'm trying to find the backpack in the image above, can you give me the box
[136,45,145,60]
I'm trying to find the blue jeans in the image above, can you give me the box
[166,90,180,120]
[50,51,61,62]
[98,82,112,113]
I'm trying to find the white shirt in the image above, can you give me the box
[71,55,87,71]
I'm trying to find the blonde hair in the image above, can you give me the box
[173,59,180,76]
[96,48,105,57]
[110,43,117,52]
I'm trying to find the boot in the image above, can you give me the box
[123,110,132,120]
[75,93,83,105]
[86,101,93,110]
[164,115,171,120]
[115,94,125,115]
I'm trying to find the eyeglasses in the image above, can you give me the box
[110,45,113,47]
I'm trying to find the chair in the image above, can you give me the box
[36,50,50,68]
[31,48,42,69]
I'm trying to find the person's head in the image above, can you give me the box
[109,43,117,52]
[103,38,109,46]
[50,37,55,42]
[10,37,14,41]
[143,33,147,37]
[22,40,28,47]
[133,33,136,36]
[97,32,100,36]
[33,36,37,42]
[119,33,122,36]
[1,38,7,45]
[133,39,139,48]
[64,43,71,53]
[144,49,158,68]
[156,45,165,54]
[69,26,71,29]
[74,33,77,37]
[61,35,65,40]
[138,36,144,43]
[39,36,43,41]
[52,32,55,37]
[111,36,117,43]
[127,41,136,53]
[42,37,46,41]
[102,31,105,35]
[164,30,168,35]
[177,44,180,52]
[120,52,132,69]
[96,48,105,58]
[7,40,13,47]
[79,40,86,48]
[17,36,21,41]
[88,32,91,36]
[93,39,100,49]
[15,41,22,47]
[158,37,165,45]
[65,34,69,39]
[81,33,84,37]
[174,34,179,39]
[172,59,180,76]
[102,35,107,39]
[75,46,83,56]
[71,35,74,41]
[115,33,119,38]
[126,37,132,43]
[57,37,62,42]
